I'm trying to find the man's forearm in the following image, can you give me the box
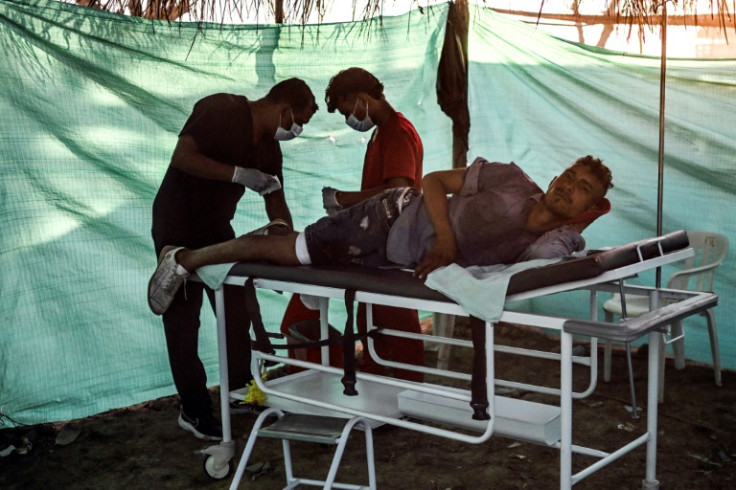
[169,135,234,182]
[421,169,464,239]
[264,191,294,229]
[421,175,453,242]
[335,176,413,208]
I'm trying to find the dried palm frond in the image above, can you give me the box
[499,1,734,29]
[63,0,735,50]
[69,0,426,23]
[496,1,734,50]
[65,0,734,28]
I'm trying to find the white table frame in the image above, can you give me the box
[199,245,716,489]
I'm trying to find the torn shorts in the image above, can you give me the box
[304,187,419,267]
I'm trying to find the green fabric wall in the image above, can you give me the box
[2,0,735,427]
[467,8,736,366]
[0,0,451,425]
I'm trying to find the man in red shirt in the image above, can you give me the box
[279,67,425,381]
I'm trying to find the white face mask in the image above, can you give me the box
[274,110,303,141]
[346,99,375,132]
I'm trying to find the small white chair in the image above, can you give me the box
[602,231,729,401]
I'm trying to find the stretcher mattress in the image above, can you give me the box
[227,230,690,301]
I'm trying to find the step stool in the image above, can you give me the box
[229,408,376,489]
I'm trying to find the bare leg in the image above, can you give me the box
[176,231,302,271]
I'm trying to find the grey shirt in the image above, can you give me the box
[386,157,585,267]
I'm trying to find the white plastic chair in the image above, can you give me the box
[601,231,729,401]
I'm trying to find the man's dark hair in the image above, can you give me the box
[325,67,384,113]
[574,155,614,192]
[266,78,319,114]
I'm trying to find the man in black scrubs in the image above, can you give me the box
[150,79,318,440]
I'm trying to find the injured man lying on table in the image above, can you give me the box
[147,155,613,315]
[145,154,722,488]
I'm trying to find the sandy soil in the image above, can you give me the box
[2,321,735,489]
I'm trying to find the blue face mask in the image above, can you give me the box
[346,99,375,132]
[274,110,303,141]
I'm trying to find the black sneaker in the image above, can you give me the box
[177,407,222,441]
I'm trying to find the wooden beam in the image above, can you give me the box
[492,9,735,29]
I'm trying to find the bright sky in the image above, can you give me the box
[178,0,448,24]
[172,1,735,58]
[181,1,726,23]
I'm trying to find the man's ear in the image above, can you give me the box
[592,197,611,213]
[275,104,291,127]
[357,92,378,106]
[563,197,611,227]
[357,93,371,109]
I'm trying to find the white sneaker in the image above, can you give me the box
[147,246,189,315]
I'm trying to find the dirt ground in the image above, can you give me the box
[2,321,735,489]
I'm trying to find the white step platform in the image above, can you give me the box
[255,369,405,427]
[237,369,560,446]
[397,388,561,446]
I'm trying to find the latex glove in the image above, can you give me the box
[322,186,342,216]
[232,167,282,195]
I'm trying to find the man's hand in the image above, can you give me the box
[247,218,292,236]
[266,222,292,236]
[413,235,457,280]
[232,167,282,195]
[322,186,343,215]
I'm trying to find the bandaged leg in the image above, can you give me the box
[293,232,321,309]
[294,232,312,265]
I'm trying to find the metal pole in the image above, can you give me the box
[656,2,668,288]
[275,0,284,24]
[643,331,662,488]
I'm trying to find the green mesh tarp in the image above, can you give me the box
[0,0,451,425]
[2,0,736,427]
[467,8,736,365]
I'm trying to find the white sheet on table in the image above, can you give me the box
[423,259,560,323]
[196,263,236,290]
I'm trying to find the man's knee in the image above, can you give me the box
[271,232,301,265]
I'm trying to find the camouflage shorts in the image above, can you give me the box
[304,187,419,267]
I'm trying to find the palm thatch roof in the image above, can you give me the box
[68,0,735,33]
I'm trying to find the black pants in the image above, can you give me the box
[151,163,256,417]
[160,280,252,417]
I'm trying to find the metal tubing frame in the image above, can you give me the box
[249,329,498,445]
[204,246,708,488]
[215,289,232,445]
[229,407,376,490]
[362,304,599,399]
[217,282,669,487]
